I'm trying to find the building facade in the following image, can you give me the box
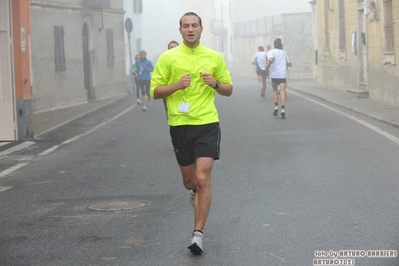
[30,0,127,114]
[0,0,128,141]
[211,0,233,68]
[0,0,32,141]
[311,0,399,106]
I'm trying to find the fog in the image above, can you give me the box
[132,0,311,64]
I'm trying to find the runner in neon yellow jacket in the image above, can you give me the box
[149,12,233,253]
[150,42,233,126]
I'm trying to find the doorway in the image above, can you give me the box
[82,22,95,101]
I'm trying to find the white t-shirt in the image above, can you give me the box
[251,51,268,71]
[268,49,291,78]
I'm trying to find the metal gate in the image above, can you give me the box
[0,0,16,141]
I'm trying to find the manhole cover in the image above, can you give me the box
[87,201,146,212]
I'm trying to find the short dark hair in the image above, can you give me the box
[274,38,283,49]
[258,46,264,51]
[179,12,202,27]
[168,40,179,49]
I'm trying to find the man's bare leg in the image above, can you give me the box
[258,75,265,98]
[180,157,213,231]
[180,157,213,252]
[272,82,279,116]
[279,82,287,118]
[280,82,287,106]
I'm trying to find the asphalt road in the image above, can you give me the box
[1,76,399,266]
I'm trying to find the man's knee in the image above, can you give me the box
[196,173,211,190]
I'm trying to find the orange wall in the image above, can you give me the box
[12,0,31,100]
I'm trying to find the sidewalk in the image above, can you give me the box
[288,78,399,128]
[1,78,398,156]
[33,96,123,138]
[0,96,124,156]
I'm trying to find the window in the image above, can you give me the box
[324,1,330,49]
[106,28,114,65]
[54,25,65,70]
[133,0,142,14]
[339,0,345,51]
[383,0,394,52]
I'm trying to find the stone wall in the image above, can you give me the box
[230,13,314,79]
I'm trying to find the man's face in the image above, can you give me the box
[179,15,203,48]
[139,52,146,60]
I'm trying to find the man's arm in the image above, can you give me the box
[152,74,191,99]
[200,72,232,97]
[286,52,292,67]
[266,57,274,68]
[214,83,233,97]
[251,54,257,65]
[146,61,154,72]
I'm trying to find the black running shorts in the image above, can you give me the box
[256,69,269,77]
[170,122,221,166]
[271,78,287,85]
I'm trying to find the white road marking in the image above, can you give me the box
[0,104,137,178]
[0,141,35,157]
[0,163,28,178]
[290,90,399,146]
[38,145,59,156]
[0,186,13,192]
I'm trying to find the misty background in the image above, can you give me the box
[126,0,312,66]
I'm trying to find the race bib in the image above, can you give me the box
[178,102,190,113]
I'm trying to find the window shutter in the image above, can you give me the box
[54,25,66,70]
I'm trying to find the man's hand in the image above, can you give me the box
[177,74,191,90]
[200,72,217,88]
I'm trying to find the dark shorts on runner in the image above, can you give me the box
[137,79,150,97]
[256,69,269,77]
[170,122,221,166]
[271,78,287,85]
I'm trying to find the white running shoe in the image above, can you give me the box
[188,231,203,252]
[142,106,147,112]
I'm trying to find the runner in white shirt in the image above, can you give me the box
[251,46,269,98]
[266,38,292,119]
